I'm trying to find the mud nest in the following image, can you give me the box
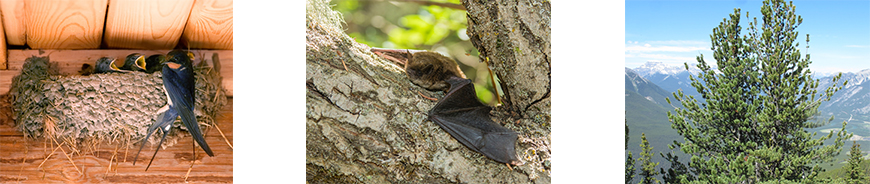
[9,55,227,149]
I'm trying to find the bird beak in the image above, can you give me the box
[136,56,147,69]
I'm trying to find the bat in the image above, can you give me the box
[428,76,521,165]
[371,48,521,165]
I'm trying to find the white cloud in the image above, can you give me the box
[625,45,708,52]
[625,40,715,67]
[646,40,707,45]
[625,53,697,62]
[625,40,709,53]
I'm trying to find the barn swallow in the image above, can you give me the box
[94,57,129,73]
[121,53,147,72]
[133,104,178,171]
[162,49,213,156]
[145,54,166,73]
[133,49,213,170]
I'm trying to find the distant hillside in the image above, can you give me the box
[814,69,870,136]
[625,67,680,109]
[633,62,703,100]
[625,68,686,182]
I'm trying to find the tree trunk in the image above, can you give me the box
[305,0,550,183]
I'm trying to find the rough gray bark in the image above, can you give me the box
[306,0,551,183]
[463,0,551,120]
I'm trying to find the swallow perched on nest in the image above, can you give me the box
[134,49,214,170]
[120,53,147,72]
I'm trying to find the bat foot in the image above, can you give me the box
[510,160,524,166]
[417,91,438,101]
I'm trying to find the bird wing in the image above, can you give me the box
[133,105,177,166]
[162,64,214,156]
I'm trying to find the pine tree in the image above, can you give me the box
[666,0,850,182]
[626,122,636,184]
[848,141,867,184]
[638,133,659,184]
[660,142,693,183]
[627,151,636,184]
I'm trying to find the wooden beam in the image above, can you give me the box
[0,13,6,69]
[0,98,233,182]
[25,0,108,49]
[0,0,26,46]
[182,0,233,49]
[3,49,233,96]
[103,0,194,49]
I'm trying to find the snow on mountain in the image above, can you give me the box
[818,69,870,114]
[629,61,870,116]
[632,62,701,77]
[632,62,703,99]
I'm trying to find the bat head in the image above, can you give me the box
[405,51,467,91]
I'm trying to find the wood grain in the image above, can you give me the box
[0,17,6,70]
[0,0,26,46]
[182,0,233,49]
[25,0,108,49]
[0,98,233,183]
[3,49,233,96]
[103,0,195,49]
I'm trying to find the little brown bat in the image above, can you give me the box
[370,48,466,91]
[371,48,521,165]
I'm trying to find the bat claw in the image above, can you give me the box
[510,160,524,166]
[418,91,438,101]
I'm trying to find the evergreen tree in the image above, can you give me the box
[638,133,659,184]
[626,121,636,184]
[848,141,866,184]
[666,0,850,182]
[660,142,693,183]
[627,151,636,184]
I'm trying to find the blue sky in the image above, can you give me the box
[626,0,870,75]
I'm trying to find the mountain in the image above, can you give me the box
[632,62,703,100]
[815,69,870,136]
[625,67,680,109]
[625,67,685,181]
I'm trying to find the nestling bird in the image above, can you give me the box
[120,53,147,72]
[133,49,214,170]
[370,48,466,91]
[370,47,521,166]
[94,57,129,74]
[145,54,166,73]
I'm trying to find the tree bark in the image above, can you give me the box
[306,0,550,183]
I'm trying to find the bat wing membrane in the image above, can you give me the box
[428,78,519,164]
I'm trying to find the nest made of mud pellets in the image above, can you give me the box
[9,55,227,149]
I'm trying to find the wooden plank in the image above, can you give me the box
[0,98,233,183]
[182,0,233,49]
[25,0,108,49]
[0,70,17,96]
[4,49,233,96]
[0,0,26,46]
[103,0,194,49]
[0,15,6,70]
